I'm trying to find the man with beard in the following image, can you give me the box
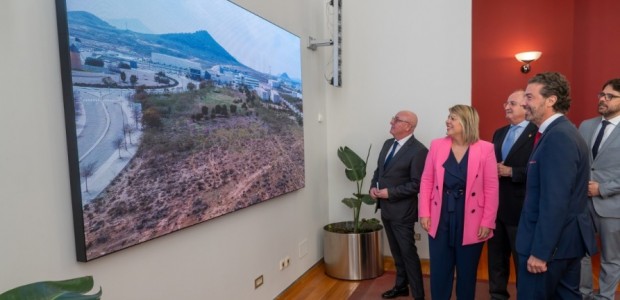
[515,72,597,299]
[579,78,620,300]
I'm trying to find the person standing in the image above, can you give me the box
[579,78,620,300]
[515,72,597,300]
[419,104,499,300]
[370,110,428,300]
[488,90,538,299]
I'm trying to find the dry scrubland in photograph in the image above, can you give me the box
[82,84,304,259]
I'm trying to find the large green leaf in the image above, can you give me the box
[359,194,376,205]
[342,197,361,209]
[337,146,366,182]
[0,276,101,300]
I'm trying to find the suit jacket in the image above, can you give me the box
[516,115,597,261]
[579,117,620,218]
[418,137,499,245]
[492,122,538,225]
[371,136,428,222]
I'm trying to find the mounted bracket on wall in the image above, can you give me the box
[307,0,342,87]
[307,37,333,50]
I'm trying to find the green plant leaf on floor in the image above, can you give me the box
[0,276,101,300]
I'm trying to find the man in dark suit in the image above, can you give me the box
[488,90,538,300]
[370,110,428,300]
[579,78,620,300]
[516,72,597,300]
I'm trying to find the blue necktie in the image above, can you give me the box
[592,120,610,159]
[501,125,517,161]
[384,141,398,168]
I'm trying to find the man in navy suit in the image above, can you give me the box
[488,90,537,300]
[515,72,597,299]
[370,110,428,300]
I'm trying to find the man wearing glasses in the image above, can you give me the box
[579,79,620,300]
[488,90,538,300]
[370,111,428,300]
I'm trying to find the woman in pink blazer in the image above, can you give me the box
[419,105,499,300]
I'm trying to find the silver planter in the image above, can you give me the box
[323,221,384,280]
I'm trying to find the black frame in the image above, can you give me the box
[55,0,304,261]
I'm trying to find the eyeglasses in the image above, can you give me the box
[503,101,520,107]
[597,92,620,101]
[391,116,412,125]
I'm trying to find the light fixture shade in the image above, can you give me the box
[515,51,542,63]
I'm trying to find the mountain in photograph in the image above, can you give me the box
[67,11,241,67]
[107,18,153,34]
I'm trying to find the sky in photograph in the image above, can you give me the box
[66,0,301,79]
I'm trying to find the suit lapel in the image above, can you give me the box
[495,126,509,159]
[584,119,599,150]
[466,142,480,191]
[531,116,566,158]
[506,123,536,161]
[380,138,396,172]
[596,123,620,159]
[383,137,414,171]
[466,142,480,194]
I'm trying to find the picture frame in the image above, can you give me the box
[55,0,304,261]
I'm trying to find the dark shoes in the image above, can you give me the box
[381,286,409,299]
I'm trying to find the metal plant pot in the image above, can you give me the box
[323,221,384,280]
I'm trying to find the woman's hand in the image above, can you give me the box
[477,226,491,240]
[420,217,430,232]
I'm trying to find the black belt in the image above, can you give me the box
[445,189,464,196]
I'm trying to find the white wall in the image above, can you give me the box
[0,0,470,299]
[326,1,472,259]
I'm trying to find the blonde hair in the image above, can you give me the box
[449,104,480,144]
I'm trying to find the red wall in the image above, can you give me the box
[473,0,620,141]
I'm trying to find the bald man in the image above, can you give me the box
[370,110,428,300]
[488,90,538,300]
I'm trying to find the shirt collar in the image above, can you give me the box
[602,114,620,126]
[396,133,413,145]
[539,113,563,134]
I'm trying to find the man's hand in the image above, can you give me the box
[588,181,601,197]
[526,255,547,273]
[369,187,379,200]
[371,188,389,199]
[497,162,512,177]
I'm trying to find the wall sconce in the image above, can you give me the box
[515,51,542,73]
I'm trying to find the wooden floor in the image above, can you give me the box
[277,249,612,299]
[275,257,407,299]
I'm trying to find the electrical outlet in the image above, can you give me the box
[414,233,421,240]
[254,275,263,289]
[284,256,290,268]
[279,259,285,270]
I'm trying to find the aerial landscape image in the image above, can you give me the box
[59,0,304,260]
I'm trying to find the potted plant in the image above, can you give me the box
[0,276,101,300]
[323,145,384,280]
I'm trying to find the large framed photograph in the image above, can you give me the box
[55,0,304,261]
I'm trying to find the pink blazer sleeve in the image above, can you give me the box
[479,142,499,229]
[419,139,439,219]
